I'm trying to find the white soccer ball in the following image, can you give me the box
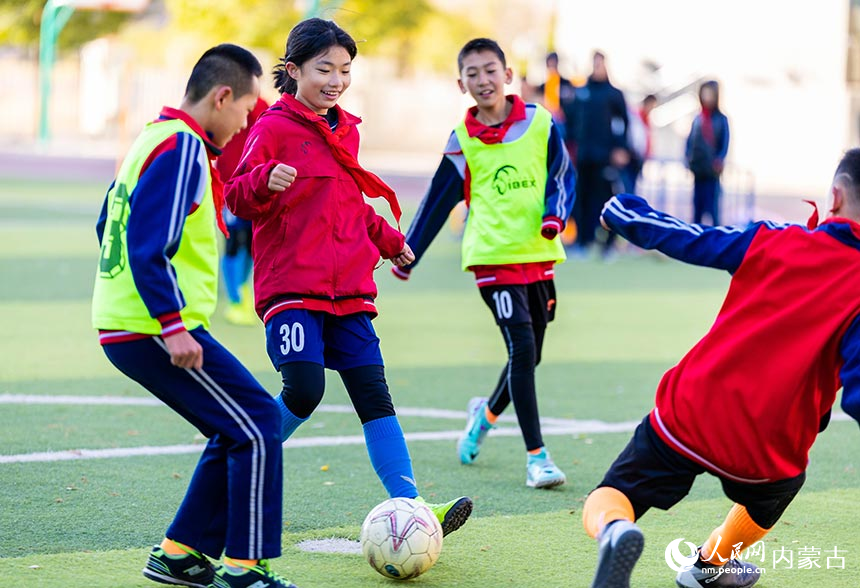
[360,497,443,580]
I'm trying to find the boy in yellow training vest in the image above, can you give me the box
[393,38,576,488]
[92,45,297,588]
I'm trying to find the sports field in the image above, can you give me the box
[1,176,859,587]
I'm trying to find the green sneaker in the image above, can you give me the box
[416,496,473,537]
[142,545,216,587]
[458,397,494,464]
[211,559,298,588]
[526,448,567,489]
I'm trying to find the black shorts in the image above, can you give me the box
[479,280,557,326]
[596,416,805,529]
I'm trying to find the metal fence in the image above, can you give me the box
[637,158,756,226]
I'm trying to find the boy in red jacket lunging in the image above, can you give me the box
[583,149,860,588]
[224,18,472,536]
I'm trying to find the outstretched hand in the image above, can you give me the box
[600,215,611,231]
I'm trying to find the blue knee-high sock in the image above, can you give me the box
[363,416,418,499]
[277,392,308,442]
[222,254,245,304]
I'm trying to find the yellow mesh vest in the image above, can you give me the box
[92,119,218,334]
[454,105,566,271]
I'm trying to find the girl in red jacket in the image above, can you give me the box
[224,18,471,536]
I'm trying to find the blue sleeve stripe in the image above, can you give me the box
[605,197,744,237]
[163,133,203,308]
[550,139,570,219]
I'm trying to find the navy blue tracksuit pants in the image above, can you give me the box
[102,328,283,560]
[693,176,721,226]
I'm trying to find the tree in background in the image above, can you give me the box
[163,0,464,76]
[0,0,136,53]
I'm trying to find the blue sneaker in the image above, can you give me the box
[526,448,566,489]
[458,397,494,464]
[591,520,644,588]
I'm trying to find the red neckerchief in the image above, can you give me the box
[463,95,527,145]
[804,199,820,229]
[700,108,715,148]
[804,200,860,240]
[157,107,229,237]
[277,94,401,225]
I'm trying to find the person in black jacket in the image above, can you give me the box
[569,51,630,256]
[569,51,629,258]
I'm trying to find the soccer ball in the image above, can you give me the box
[360,497,443,580]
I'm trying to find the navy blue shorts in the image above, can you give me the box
[597,415,804,529]
[264,310,383,371]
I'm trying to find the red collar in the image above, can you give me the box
[157,107,221,157]
[157,106,228,236]
[274,93,361,131]
[463,95,527,144]
[804,199,860,236]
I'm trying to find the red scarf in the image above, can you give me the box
[701,108,715,147]
[157,107,229,237]
[463,95,527,145]
[209,162,228,237]
[804,199,819,229]
[279,94,401,225]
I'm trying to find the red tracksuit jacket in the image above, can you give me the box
[603,193,860,483]
[224,95,404,321]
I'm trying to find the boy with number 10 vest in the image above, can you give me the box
[394,38,576,489]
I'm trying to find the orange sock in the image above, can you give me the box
[582,486,635,539]
[700,504,769,565]
[224,557,259,570]
[484,406,498,425]
[527,447,543,455]
[161,537,199,557]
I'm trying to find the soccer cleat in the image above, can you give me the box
[526,448,567,489]
[675,555,761,588]
[415,496,473,537]
[458,397,494,464]
[141,545,217,588]
[211,559,298,588]
[590,520,644,588]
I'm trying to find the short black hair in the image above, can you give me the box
[458,38,506,72]
[643,94,657,105]
[185,44,263,103]
[546,51,559,66]
[273,18,357,95]
[835,148,860,203]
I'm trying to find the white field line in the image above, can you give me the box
[0,393,609,426]
[0,423,639,465]
[0,393,641,464]
[0,393,851,465]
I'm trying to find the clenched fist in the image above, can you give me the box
[268,163,298,192]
